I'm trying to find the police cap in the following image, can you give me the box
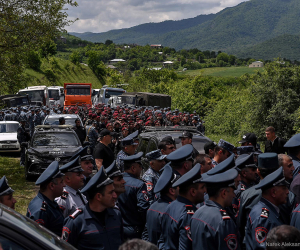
[179,131,193,139]
[258,153,278,169]
[172,163,203,188]
[35,161,64,185]
[202,168,238,190]
[284,134,300,148]
[166,144,193,164]
[235,153,257,171]
[105,161,123,178]
[146,149,167,161]
[69,146,94,162]
[218,139,235,154]
[154,163,180,193]
[206,154,235,175]
[255,167,289,190]
[0,176,14,196]
[121,134,138,147]
[123,152,143,164]
[60,156,83,173]
[81,167,114,193]
[236,146,255,155]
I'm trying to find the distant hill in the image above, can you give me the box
[71,0,300,60]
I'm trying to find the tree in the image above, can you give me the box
[105,40,113,46]
[69,51,81,65]
[40,40,57,58]
[0,0,77,94]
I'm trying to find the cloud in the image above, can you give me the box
[66,0,248,33]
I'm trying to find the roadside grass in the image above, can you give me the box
[0,156,36,216]
[178,66,264,77]
[24,57,103,89]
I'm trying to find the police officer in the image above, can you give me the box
[116,135,138,171]
[88,121,98,149]
[245,167,289,250]
[142,150,167,204]
[166,144,194,176]
[26,161,65,236]
[17,118,30,167]
[191,168,240,250]
[62,167,123,250]
[146,164,180,248]
[28,109,35,136]
[55,156,87,217]
[105,161,126,200]
[73,118,86,145]
[179,131,199,159]
[117,152,150,239]
[234,153,257,199]
[161,163,206,250]
[70,146,95,186]
[33,109,42,127]
[284,133,300,176]
[212,139,234,166]
[0,176,17,209]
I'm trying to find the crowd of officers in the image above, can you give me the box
[3,103,300,249]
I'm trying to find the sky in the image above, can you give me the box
[66,0,248,33]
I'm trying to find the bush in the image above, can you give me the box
[44,68,56,82]
[69,51,81,65]
[27,51,42,70]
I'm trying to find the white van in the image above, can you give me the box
[94,86,126,105]
[18,86,50,106]
[48,86,64,107]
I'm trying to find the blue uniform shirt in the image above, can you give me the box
[146,195,173,248]
[290,203,300,230]
[191,200,240,250]
[118,172,150,239]
[142,167,160,204]
[245,198,283,250]
[63,204,123,250]
[26,191,64,236]
[161,196,196,250]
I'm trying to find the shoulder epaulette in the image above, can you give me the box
[220,209,230,220]
[260,208,269,218]
[40,201,47,211]
[186,205,194,215]
[69,209,83,219]
[61,191,69,200]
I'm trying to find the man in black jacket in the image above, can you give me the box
[265,126,286,154]
[73,118,86,145]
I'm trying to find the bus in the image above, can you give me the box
[18,86,49,106]
[48,86,64,107]
[94,86,126,105]
[64,83,92,107]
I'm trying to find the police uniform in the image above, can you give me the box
[33,110,42,127]
[142,150,166,204]
[55,157,87,217]
[284,134,300,177]
[146,164,180,248]
[17,119,29,166]
[26,161,65,236]
[117,152,150,239]
[191,168,240,250]
[116,135,138,172]
[88,123,98,149]
[290,203,300,230]
[245,167,289,250]
[161,163,204,250]
[62,168,123,250]
[27,111,35,136]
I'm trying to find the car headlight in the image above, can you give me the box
[28,155,40,163]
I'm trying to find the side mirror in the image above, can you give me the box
[21,142,28,148]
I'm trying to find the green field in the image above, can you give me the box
[178,66,264,77]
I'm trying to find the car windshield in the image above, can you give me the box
[105,90,124,97]
[44,117,77,126]
[2,208,75,249]
[66,88,90,95]
[32,132,79,147]
[0,124,19,133]
[19,90,44,102]
[49,89,60,100]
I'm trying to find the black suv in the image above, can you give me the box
[23,125,83,180]
[137,126,212,170]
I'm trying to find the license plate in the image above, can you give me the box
[2,145,16,149]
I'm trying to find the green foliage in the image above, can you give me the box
[69,51,81,65]
[27,51,42,70]
[44,68,56,82]
[40,40,57,58]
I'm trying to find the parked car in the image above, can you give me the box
[137,126,211,171]
[43,114,83,127]
[0,203,76,249]
[0,121,21,153]
[23,125,83,180]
